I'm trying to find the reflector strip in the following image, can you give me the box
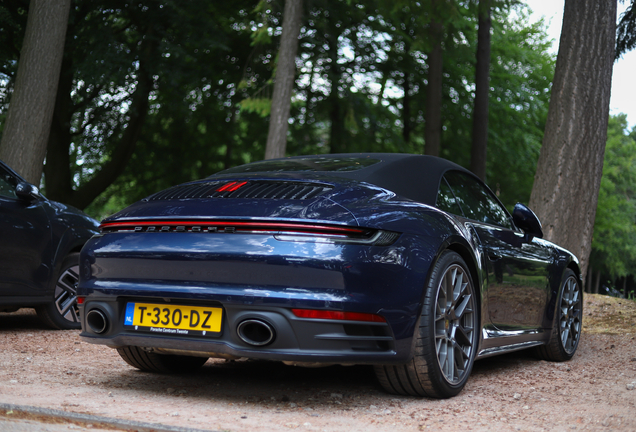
[291,309,386,323]
[99,220,366,234]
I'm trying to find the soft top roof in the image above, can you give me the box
[214,153,475,206]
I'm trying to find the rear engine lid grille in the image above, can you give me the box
[144,181,333,201]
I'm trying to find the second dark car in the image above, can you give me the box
[0,160,99,329]
[77,153,582,398]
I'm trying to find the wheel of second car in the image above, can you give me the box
[535,269,582,362]
[117,346,209,373]
[36,252,81,330]
[374,250,478,398]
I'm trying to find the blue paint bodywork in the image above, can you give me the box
[77,154,580,364]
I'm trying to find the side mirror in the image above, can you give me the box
[15,181,41,201]
[512,203,543,239]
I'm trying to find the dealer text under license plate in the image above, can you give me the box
[124,302,222,337]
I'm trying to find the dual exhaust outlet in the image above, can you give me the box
[86,308,275,347]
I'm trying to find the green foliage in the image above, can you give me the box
[616,0,636,59]
[1,0,556,221]
[239,97,272,117]
[250,0,275,46]
[590,114,636,279]
[440,3,555,208]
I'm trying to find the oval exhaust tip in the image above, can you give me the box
[237,319,275,346]
[86,309,108,334]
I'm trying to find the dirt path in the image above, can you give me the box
[1,294,635,431]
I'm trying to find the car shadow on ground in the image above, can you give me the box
[91,350,542,408]
[98,359,383,403]
[0,309,50,331]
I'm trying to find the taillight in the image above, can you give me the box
[98,220,400,246]
[77,297,85,305]
[291,309,386,323]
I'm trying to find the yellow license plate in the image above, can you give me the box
[124,302,222,336]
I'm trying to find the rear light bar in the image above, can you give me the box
[99,220,400,246]
[291,309,386,323]
[100,220,365,235]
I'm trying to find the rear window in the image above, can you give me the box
[218,157,381,174]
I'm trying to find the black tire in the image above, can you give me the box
[535,269,582,361]
[374,250,478,398]
[36,252,81,330]
[117,346,209,373]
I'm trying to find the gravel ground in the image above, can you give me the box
[0,294,635,432]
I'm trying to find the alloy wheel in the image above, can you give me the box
[54,265,80,324]
[559,275,582,355]
[435,264,476,384]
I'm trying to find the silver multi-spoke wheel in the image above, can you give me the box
[374,251,478,398]
[559,275,581,355]
[54,265,80,324]
[434,264,476,384]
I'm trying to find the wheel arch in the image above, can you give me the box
[415,236,483,341]
[444,239,483,313]
[51,227,96,281]
[566,261,583,285]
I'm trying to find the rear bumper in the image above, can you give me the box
[79,299,414,364]
[77,230,438,364]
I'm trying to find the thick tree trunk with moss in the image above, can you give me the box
[0,0,71,185]
[470,0,491,181]
[528,0,617,278]
[264,0,303,160]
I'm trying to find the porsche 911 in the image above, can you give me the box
[77,153,582,398]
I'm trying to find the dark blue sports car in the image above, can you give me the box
[0,160,99,329]
[77,154,582,398]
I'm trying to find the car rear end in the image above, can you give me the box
[77,176,442,364]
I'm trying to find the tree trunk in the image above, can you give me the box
[424,6,443,157]
[622,276,627,298]
[43,55,74,201]
[402,39,412,145]
[470,0,491,181]
[594,271,600,294]
[327,22,345,154]
[264,0,303,160]
[403,72,411,144]
[0,0,71,185]
[528,0,617,278]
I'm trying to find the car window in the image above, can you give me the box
[0,166,17,199]
[443,171,512,229]
[436,177,464,216]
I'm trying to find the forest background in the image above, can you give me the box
[0,0,635,297]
